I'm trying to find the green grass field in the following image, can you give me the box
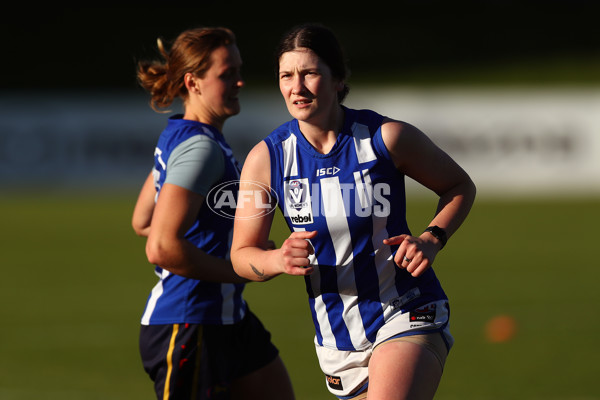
[0,192,598,399]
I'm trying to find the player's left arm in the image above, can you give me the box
[381,118,476,276]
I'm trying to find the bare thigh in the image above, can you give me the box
[230,355,295,400]
[366,339,443,400]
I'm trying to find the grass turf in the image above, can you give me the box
[0,193,597,399]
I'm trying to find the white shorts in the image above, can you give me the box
[314,300,453,399]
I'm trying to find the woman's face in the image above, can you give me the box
[196,44,244,123]
[278,48,341,125]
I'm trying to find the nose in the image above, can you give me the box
[291,75,303,95]
[236,71,244,88]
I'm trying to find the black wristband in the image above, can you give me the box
[424,226,447,249]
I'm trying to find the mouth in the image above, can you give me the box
[293,99,312,105]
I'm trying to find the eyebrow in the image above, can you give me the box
[279,65,320,75]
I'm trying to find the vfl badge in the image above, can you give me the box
[326,374,343,390]
[285,179,313,225]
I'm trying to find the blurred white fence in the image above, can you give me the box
[1,87,598,197]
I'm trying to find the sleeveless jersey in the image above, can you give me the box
[141,115,246,326]
[265,107,447,351]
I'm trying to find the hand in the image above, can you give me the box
[279,230,317,275]
[383,234,440,277]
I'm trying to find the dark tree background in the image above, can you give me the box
[2,2,599,90]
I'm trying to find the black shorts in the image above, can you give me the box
[140,309,279,400]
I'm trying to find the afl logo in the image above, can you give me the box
[206,180,278,220]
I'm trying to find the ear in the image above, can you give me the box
[336,80,345,92]
[184,73,200,94]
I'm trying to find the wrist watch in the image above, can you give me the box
[424,226,447,249]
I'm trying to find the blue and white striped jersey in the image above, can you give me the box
[141,115,247,326]
[265,107,447,351]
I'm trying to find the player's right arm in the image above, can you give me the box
[145,182,247,283]
[230,141,316,281]
[132,171,156,237]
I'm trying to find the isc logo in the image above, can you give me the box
[316,166,340,176]
[326,374,343,390]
